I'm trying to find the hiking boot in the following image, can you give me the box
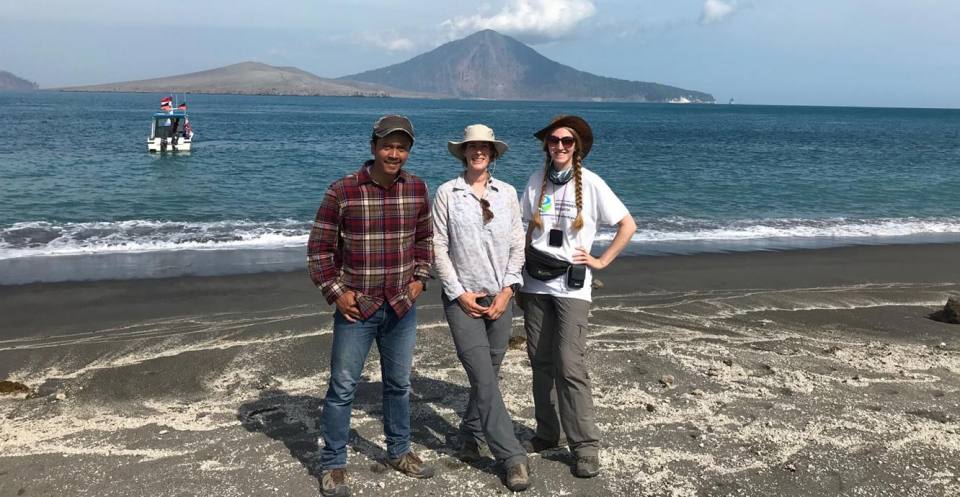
[520,436,561,454]
[456,438,483,463]
[574,454,600,478]
[320,468,349,497]
[505,462,530,492]
[388,451,435,479]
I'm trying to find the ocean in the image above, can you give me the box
[1,91,959,284]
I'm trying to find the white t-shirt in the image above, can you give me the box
[521,166,630,302]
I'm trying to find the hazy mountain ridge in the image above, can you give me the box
[61,62,429,98]
[0,71,39,91]
[342,30,714,103]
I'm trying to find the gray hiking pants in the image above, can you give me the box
[442,294,527,468]
[521,292,600,456]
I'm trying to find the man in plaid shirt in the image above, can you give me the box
[307,115,434,497]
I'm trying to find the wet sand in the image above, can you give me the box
[1,243,959,496]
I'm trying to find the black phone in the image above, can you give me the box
[567,264,586,289]
[548,229,563,247]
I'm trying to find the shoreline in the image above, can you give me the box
[1,243,959,496]
[2,242,958,341]
[3,236,960,286]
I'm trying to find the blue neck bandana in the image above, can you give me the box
[548,165,574,185]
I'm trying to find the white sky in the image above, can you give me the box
[2,0,959,108]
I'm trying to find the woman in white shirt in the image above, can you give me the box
[432,124,529,492]
[519,115,637,478]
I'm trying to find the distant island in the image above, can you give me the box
[62,29,713,103]
[342,30,713,103]
[0,71,39,91]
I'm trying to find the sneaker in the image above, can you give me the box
[520,436,562,454]
[574,454,600,478]
[388,451,435,479]
[320,468,350,497]
[456,438,483,463]
[505,462,530,492]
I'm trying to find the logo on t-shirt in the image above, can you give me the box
[540,194,553,214]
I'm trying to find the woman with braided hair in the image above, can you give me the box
[518,115,637,478]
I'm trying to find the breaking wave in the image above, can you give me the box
[3,216,960,260]
[0,219,310,260]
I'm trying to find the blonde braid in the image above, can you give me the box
[530,157,552,231]
[572,155,585,231]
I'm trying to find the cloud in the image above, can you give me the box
[383,38,415,51]
[700,0,737,25]
[442,0,597,44]
[358,33,416,52]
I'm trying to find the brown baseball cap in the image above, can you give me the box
[372,114,415,145]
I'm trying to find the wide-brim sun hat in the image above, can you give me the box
[533,115,593,159]
[447,124,509,162]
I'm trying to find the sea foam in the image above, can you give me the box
[596,216,960,242]
[0,219,309,260]
[3,216,960,260]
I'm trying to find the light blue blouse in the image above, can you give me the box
[432,174,525,300]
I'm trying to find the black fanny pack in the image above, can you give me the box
[524,245,571,281]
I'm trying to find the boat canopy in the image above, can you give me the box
[152,111,188,119]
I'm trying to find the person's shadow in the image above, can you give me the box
[237,369,528,483]
[237,389,326,478]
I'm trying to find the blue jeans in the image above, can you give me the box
[320,302,418,470]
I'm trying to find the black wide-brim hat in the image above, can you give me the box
[533,115,593,159]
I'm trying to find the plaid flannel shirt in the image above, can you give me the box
[307,161,433,320]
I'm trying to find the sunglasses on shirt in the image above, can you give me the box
[479,198,494,224]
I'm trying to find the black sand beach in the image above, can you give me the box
[1,244,959,496]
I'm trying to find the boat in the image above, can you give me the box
[147,98,194,153]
